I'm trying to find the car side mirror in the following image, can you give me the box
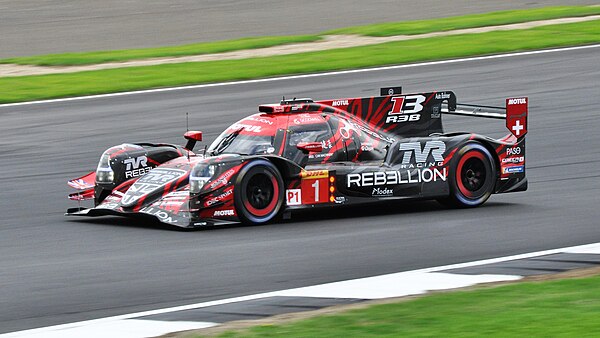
[184,131,203,150]
[296,142,323,154]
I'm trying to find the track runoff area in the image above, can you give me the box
[2,45,600,337]
[5,242,600,338]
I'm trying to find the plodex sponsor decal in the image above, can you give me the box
[385,95,425,123]
[123,155,151,178]
[347,168,447,187]
[372,187,393,196]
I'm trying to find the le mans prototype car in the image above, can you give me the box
[67,87,528,228]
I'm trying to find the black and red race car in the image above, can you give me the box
[66,87,528,228]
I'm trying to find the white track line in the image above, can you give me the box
[5,320,217,338]
[1,44,599,109]
[4,241,600,337]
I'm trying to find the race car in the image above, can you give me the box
[66,87,528,228]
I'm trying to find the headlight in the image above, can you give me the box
[95,153,114,183]
[190,164,215,194]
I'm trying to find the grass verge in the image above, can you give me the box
[326,5,600,37]
[0,19,599,104]
[204,273,600,337]
[0,35,321,66]
[1,6,599,66]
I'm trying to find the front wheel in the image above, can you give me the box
[439,142,496,208]
[234,159,284,225]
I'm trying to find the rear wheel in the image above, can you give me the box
[439,142,496,208]
[234,160,284,225]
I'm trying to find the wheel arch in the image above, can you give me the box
[260,155,304,181]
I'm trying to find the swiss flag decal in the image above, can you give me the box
[506,97,528,138]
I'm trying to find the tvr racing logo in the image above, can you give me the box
[398,140,446,168]
[123,155,151,178]
[385,95,425,123]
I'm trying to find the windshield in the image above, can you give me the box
[207,129,276,155]
[208,114,282,155]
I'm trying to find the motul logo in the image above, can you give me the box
[332,100,348,107]
[508,98,527,105]
[213,209,234,216]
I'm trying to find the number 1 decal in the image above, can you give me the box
[299,170,329,205]
[312,180,319,202]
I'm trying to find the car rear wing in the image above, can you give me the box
[379,87,528,139]
[380,86,526,131]
[439,94,528,139]
[442,102,506,119]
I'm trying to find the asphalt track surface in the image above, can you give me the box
[1,0,599,58]
[1,46,600,333]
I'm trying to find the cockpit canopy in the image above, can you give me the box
[207,111,391,164]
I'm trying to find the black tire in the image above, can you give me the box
[439,142,496,208]
[234,159,284,225]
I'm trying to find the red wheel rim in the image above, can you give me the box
[243,172,279,217]
[456,150,486,198]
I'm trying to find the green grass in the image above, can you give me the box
[1,6,599,66]
[0,35,321,66]
[1,19,599,104]
[325,5,600,37]
[208,274,600,337]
